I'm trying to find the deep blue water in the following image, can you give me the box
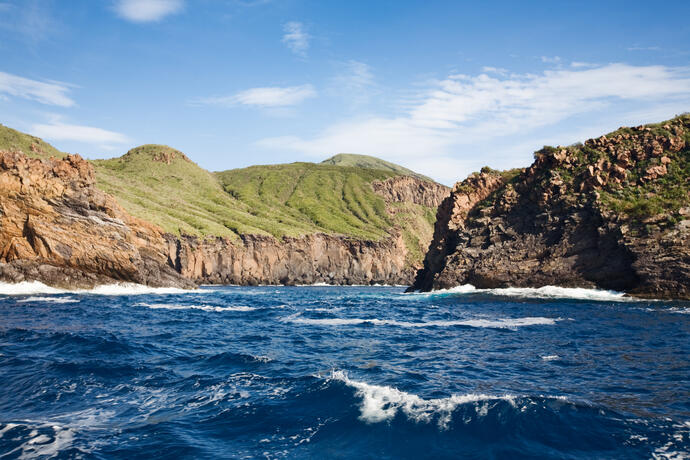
[0,284,689,459]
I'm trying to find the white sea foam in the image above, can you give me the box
[284,313,558,329]
[16,296,79,304]
[414,284,632,302]
[0,281,65,296]
[541,355,560,361]
[135,303,255,312]
[329,370,517,428]
[0,280,199,296]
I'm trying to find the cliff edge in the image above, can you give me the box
[0,151,193,289]
[411,115,690,299]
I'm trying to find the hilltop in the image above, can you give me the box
[322,153,433,182]
[411,114,690,299]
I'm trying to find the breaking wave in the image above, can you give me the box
[419,284,632,302]
[327,370,568,428]
[135,303,255,312]
[0,281,199,296]
[16,296,79,304]
[283,313,559,329]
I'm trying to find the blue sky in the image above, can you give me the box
[1,0,689,184]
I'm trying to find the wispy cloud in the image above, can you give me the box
[196,84,316,108]
[481,66,508,75]
[627,46,661,52]
[114,0,183,23]
[331,60,376,107]
[0,71,74,106]
[31,121,130,146]
[541,55,562,64]
[256,63,690,184]
[282,21,310,57]
[0,0,55,44]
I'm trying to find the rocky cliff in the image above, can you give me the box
[0,151,193,289]
[0,143,449,288]
[166,232,413,285]
[411,115,690,299]
[165,176,448,286]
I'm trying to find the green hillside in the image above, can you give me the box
[0,126,440,266]
[322,153,433,182]
[0,124,65,159]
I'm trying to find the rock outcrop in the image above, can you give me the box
[0,151,193,289]
[411,115,690,299]
[166,232,413,286]
[372,176,449,208]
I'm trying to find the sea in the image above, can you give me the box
[0,282,688,459]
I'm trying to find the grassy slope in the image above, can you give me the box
[0,124,65,159]
[597,115,690,225]
[322,153,433,182]
[0,126,440,265]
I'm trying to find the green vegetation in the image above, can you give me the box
[0,124,442,266]
[216,162,399,240]
[0,124,65,159]
[322,153,433,182]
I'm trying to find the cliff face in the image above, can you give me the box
[372,176,450,208]
[411,116,690,299]
[0,151,193,289]
[166,176,449,286]
[0,148,447,288]
[166,232,413,285]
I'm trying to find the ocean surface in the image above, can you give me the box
[0,283,689,459]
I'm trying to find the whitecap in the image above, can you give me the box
[283,313,558,329]
[412,284,633,302]
[0,281,65,296]
[0,280,201,296]
[16,296,79,304]
[328,370,518,428]
[135,303,255,312]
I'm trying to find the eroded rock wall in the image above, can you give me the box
[0,151,193,289]
[166,232,414,285]
[411,117,690,299]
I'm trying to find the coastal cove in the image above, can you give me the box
[1,285,689,458]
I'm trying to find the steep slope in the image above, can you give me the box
[0,124,65,159]
[411,115,690,299]
[0,151,192,289]
[322,153,433,182]
[0,127,449,287]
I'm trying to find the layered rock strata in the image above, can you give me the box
[0,151,193,289]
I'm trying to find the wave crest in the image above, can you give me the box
[283,313,558,329]
[135,303,255,312]
[418,284,631,302]
[329,370,522,428]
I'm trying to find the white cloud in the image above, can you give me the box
[282,21,310,57]
[481,66,508,75]
[541,55,561,64]
[114,0,183,23]
[31,122,130,145]
[256,63,690,184]
[0,71,74,106]
[197,84,316,108]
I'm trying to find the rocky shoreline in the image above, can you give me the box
[0,150,446,289]
[410,115,690,300]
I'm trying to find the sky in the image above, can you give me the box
[1,0,689,185]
